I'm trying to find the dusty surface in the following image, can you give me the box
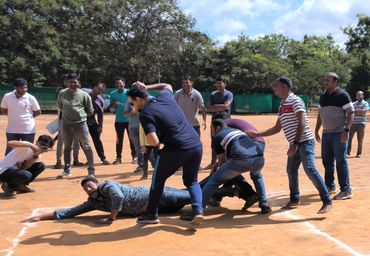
[0,113,369,256]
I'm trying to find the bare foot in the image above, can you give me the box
[317,203,332,214]
[281,201,300,209]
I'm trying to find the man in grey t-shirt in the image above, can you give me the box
[174,75,207,136]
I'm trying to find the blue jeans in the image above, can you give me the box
[322,132,351,193]
[0,162,45,188]
[287,139,331,204]
[202,142,268,208]
[147,144,203,216]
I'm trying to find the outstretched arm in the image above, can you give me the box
[22,212,55,223]
[135,81,173,93]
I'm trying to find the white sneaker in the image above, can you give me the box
[57,171,71,179]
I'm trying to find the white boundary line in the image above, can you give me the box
[0,207,59,256]
[275,211,368,256]
[0,212,15,215]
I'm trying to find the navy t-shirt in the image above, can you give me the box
[139,89,201,150]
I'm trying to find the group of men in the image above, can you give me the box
[0,72,367,227]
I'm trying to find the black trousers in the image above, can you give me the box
[114,122,136,160]
[88,123,106,161]
[0,162,45,188]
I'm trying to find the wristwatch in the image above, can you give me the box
[344,128,350,132]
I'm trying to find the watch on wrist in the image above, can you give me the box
[344,128,350,132]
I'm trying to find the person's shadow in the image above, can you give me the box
[20,203,326,246]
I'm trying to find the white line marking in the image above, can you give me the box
[0,212,15,215]
[276,211,367,256]
[0,207,61,256]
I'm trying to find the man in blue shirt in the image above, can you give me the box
[127,82,204,226]
[23,175,238,224]
[110,77,136,164]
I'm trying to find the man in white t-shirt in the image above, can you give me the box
[0,135,54,197]
[0,78,41,155]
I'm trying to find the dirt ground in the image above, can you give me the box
[1,113,369,256]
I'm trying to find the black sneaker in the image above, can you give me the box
[242,194,259,211]
[180,211,195,221]
[137,214,159,224]
[261,205,272,214]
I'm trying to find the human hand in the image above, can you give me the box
[21,216,41,223]
[95,217,114,225]
[315,131,321,143]
[340,131,348,143]
[202,121,206,131]
[246,130,259,138]
[287,144,298,157]
[140,146,147,153]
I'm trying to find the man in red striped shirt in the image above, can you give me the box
[247,76,332,214]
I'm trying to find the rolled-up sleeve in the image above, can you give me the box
[54,201,95,220]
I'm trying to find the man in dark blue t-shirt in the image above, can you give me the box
[127,82,204,226]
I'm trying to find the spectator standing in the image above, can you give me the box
[0,78,41,155]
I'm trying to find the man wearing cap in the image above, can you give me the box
[0,135,54,197]
[204,76,233,169]
[248,76,332,214]
[315,72,354,200]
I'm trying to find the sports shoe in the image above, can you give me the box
[356,154,362,158]
[140,174,148,180]
[137,214,159,224]
[72,161,84,167]
[54,161,62,169]
[281,201,300,209]
[14,184,35,194]
[113,158,122,165]
[208,197,221,207]
[190,213,204,226]
[133,167,143,173]
[1,182,16,197]
[334,191,352,200]
[328,187,337,195]
[102,159,110,165]
[242,194,259,211]
[317,202,333,214]
[180,211,195,221]
[57,171,71,179]
[261,205,272,214]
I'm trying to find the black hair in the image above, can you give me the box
[212,111,230,120]
[96,82,106,88]
[276,76,292,89]
[114,77,125,83]
[67,73,80,81]
[212,118,227,130]
[216,75,226,83]
[182,75,192,81]
[127,86,150,100]
[81,175,99,187]
[37,135,54,149]
[13,78,28,87]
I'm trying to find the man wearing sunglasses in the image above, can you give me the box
[0,135,54,197]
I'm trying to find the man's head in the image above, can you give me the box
[81,175,100,199]
[92,82,106,96]
[13,78,28,97]
[36,135,54,153]
[273,76,292,99]
[211,118,227,135]
[215,76,226,92]
[324,72,339,92]
[356,91,364,101]
[66,73,81,92]
[213,111,230,120]
[60,74,69,88]
[114,77,125,91]
[127,85,150,111]
[181,75,193,94]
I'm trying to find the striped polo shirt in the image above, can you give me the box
[319,88,354,133]
[353,100,368,125]
[278,93,313,145]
